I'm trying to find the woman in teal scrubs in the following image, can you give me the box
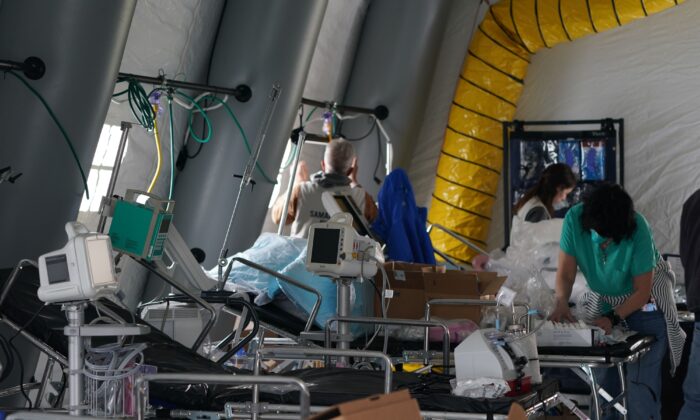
[550,183,683,420]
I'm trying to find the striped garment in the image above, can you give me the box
[578,259,686,375]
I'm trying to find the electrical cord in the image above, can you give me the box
[9,343,31,409]
[7,304,49,409]
[362,253,390,350]
[173,90,213,144]
[5,70,90,198]
[340,117,377,142]
[113,77,156,131]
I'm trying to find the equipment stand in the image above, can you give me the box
[335,278,353,365]
[63,302,150,416]
[65,303,85,416]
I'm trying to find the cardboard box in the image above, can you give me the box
[377,262,506,323]
[310,390,421,420]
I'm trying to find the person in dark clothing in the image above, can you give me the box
[679,189,700,420]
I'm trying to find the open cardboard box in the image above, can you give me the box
[377,262,506,323]
[310,390,421,420]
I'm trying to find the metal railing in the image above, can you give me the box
[229,257,322,332]
[135,373,310,420]
[323,316,451,371]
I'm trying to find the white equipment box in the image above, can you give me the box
[536,321,603,347]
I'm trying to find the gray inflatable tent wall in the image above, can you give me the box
[0,0,136,268]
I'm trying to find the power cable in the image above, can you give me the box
[5,71,90,198]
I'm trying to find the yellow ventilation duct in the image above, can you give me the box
[428,0,683,265]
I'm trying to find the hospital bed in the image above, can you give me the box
[0,261,568,419]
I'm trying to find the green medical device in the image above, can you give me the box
[108,190,174,261]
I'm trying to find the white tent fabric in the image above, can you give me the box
[492,1,699,255]
[84,0,699,262]
[106,0,224,201]
[411,1,699,257]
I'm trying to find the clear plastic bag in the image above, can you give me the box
[206,233,306,305]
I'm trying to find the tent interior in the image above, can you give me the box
[1,0,699,418]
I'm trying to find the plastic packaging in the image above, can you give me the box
[206,233,306,305]
[386,319,479,343]
[451,377,510,398]
[280,249,374,335]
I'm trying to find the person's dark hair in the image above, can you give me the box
[514,163,577,216]
[581,183,637,243]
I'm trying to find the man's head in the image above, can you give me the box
[322,138,356,176]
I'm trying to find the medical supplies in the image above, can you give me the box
[536,321,604,347]
[306,212,382,278]
[38,222,118,303]
[107,190,174,262]
[455,329,539,394]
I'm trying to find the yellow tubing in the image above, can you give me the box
[147,104,162,194]
[428,0,683,265]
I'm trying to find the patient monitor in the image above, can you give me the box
[306,213,382,278]
[38,222,118,303]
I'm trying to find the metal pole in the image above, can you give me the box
[135,373,310,420]
[324,316,450,372]
[64,303,86,416]
[118,72,251,102]
[374,119,392,175]
[335,279,352,365]
[0,317,68,367]
[252,357,261,420]
[277,132,305,235]
[257,347,393,394]
[217,84,282,277]
[0,259,37,307]
[230,257,321,331]
[300,98,388,120]
[97,121,131,233]
[617,362,628,420]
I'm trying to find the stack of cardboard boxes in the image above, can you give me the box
[377,262,506,323]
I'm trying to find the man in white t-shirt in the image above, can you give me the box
[271,139,377,238]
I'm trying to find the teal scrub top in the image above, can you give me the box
[560,204,659,296]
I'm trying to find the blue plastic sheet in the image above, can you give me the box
[214,233,373,335]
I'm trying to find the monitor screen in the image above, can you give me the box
[310,228,340,264]
[46,255,70,285]
[158,217,171,234]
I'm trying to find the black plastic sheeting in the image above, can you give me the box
[210,368,558,414]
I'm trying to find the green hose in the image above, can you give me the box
[173,90,213,143]
[114,77,155,131]
[6,71,90,198]
[180,91,276,184]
